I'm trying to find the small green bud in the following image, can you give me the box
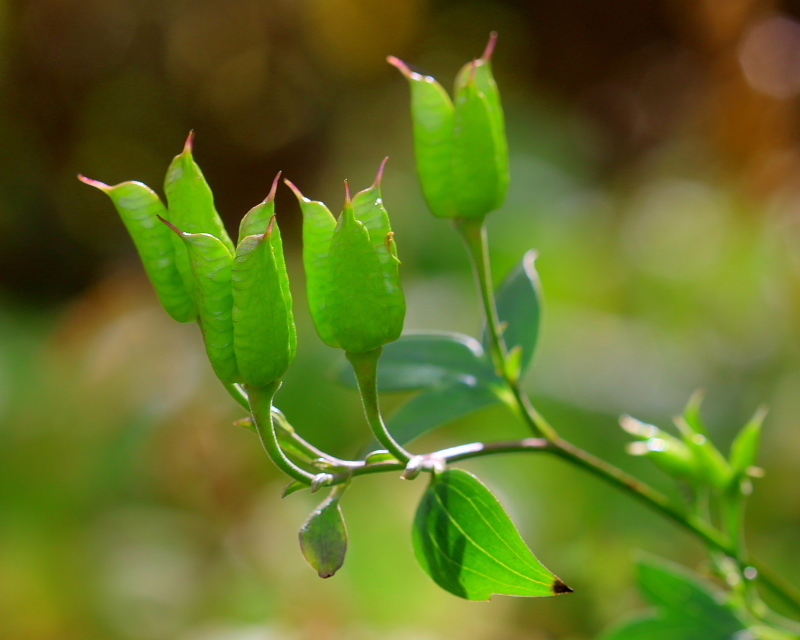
[389,33,509,220]
[674,416,732,492]
[299,492,348,578]
[288,161,405,354]
[622,416,698,481]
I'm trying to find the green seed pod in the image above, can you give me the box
[289,163,405,354]
[454,35,508,205]
[386,58,456,219]
[164,132,235,302]
[389,33,509,220]
[285,178,340,347]
[160,218,239,384]
[79,176,196,323]
[164,132,234,249]
[232,215,296,387]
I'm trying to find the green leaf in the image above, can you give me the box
[387,381,499,446]
[681,390,708,435]
[599,556,745,640]
[338,332,491,391]
[675,416,732,492]
[484,250,542,374]
[412,468,570,600]
[283,480,309,497]
[299,494,347,578]
[729,407,766,477]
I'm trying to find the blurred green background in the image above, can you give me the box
[3,0,800,638]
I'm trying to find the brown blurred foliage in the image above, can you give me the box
[3,0,800,302]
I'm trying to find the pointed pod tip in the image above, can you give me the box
[468,60,478,83]
[265,171,282,204]
[77,174,111,191]
[387,55,413,78]
[265,215,277,237]
[283,177,308,203]
[372,157,389,189]
[552,579,573,594]
[157,215,183,236]
[481,32,498,62]
[183,130,195,154]
[343,179,351,204]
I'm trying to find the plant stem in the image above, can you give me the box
[347,348,412,463]
[224,382,251,410]
[454,217,507,375]
[245,381,316,484]
[455,217,558,440]
[271,407,362,469]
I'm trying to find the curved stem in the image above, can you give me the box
[347,348,412,463]
[224,382,251,410]
[246,381,316,484]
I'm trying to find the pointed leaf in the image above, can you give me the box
[338,332,491,391]
[600,557,745,640]
[729,407,766,477]
[299,495,347,578]
[387,381,499,446]
[412,469,570,600]
[484,250,542,374]
[283,480,309,498]
[675,417,732,492]
[681,390,708,435]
